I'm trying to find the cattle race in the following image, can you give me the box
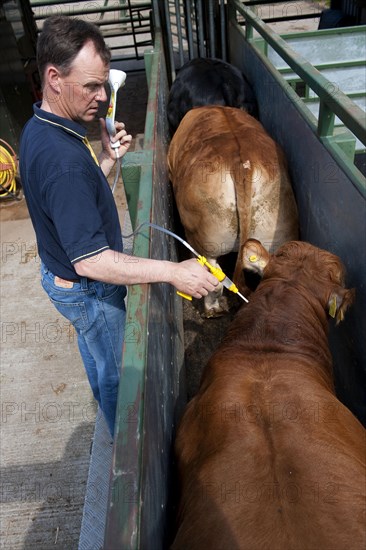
[167,58,366,550]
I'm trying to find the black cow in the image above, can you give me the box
[167,57,258,136]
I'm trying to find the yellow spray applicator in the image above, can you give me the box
[139,223,249,303]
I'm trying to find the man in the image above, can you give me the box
[19,16,217,437]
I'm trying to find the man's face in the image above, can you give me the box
[57,40,109,123]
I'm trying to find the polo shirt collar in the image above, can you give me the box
[33,102,87,140]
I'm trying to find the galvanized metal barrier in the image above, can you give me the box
[228,0,366,423]
[104,30,185,549]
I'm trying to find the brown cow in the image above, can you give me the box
[168,105,298,317]
[171,240,365,550]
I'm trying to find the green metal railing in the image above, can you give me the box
[103,71,154,550]
[104,30,184,549]
[229,0,366,192]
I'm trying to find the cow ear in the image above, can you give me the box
[241,239,270,277]
[327,287,355,325]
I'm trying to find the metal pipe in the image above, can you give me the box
[163,0,177,79]
[174,0,185,67]
[184,0,195,59]
[220,0,227,61]
[208,0,216,58]
[196,0,206,57]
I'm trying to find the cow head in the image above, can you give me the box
[240,239,355,324]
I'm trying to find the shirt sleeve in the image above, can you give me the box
[43,162,110,264]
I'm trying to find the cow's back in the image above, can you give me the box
[172,354,366,550]
[168,106,298,260]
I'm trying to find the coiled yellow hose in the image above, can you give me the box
[0,139,17,198]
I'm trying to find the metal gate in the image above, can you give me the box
[155,0,228,79]
[155,0,325,80]
[29,0,154,63]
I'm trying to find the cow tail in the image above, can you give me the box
[224,113,254,290]
[234,157,255,290]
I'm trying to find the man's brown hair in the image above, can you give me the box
[37,16,111,86]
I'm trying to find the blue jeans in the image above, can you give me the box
[41,262,127,437]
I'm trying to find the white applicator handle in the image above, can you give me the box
[106,70,127,148]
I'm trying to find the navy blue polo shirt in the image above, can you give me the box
[19,103,123,279]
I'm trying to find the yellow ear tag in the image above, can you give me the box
[328,296,337,318]
[249,255,258,263]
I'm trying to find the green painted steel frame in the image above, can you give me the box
[104,31,185,549]
[229,0,366,194]
[103,53,153,546]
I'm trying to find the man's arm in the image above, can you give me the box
[89,119,217,297]
[74,249,218,299]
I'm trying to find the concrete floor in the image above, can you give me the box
[0,133,140,550]
[0,210,96,548]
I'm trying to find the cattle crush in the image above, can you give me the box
[102,2,365,548]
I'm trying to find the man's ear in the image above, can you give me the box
[241,239,270,277]
[43,65,62,95]
[327,287,355,325]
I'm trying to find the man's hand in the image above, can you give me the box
[98,118,132,176]
[168,258,219,299]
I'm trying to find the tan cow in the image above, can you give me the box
[171,240,365,550]
[168,105,298,317]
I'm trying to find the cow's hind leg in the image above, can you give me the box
[203,259,227,318]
